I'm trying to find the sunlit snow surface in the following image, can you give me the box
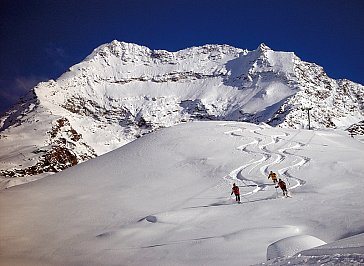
[1,121,364,265]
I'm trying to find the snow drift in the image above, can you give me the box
[266,235,326,260]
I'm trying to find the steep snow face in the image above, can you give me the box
[0,41,363,182]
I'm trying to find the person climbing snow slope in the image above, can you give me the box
[231,183,241,203]
[268,171,278,183]
[276,178,288,197]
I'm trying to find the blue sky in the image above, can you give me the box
[1,0,363,114]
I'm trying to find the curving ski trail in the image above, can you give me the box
[223,123,312,201]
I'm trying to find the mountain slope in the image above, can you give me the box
[0,41,363,183]
[1,121,364,265]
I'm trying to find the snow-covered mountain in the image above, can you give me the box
[0,41,363,184]
[1,122,364,265]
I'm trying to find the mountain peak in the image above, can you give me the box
[1,41,364,182]
[85,40,151,61]
[257,43,272,53]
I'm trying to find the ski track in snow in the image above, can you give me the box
[223,124,311,200]
[94,123,314,251]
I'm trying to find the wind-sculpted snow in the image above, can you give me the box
[1,121,364,266]
[266,235,327,260]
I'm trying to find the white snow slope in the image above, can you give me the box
[1,121,364,265]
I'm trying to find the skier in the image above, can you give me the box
[268,171,278,183]
[276,178,288,197]
[231,183,241,203]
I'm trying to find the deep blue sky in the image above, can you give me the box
[1,0,363,114]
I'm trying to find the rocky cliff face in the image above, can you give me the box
[0,41,363,184]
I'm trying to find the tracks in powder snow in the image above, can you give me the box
[139,124,312,226]
[95,123,312,252]
[222,123,311,200]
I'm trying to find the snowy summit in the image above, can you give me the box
[0,41,363,186]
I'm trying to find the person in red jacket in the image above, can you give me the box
[231,183,241,203]
[276,178,288,197]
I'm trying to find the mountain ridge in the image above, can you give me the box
[0,40,363,184]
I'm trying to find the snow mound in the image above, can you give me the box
[300,232,364,257]
[267,235,326,260]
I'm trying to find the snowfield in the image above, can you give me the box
[1,121,364,265]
